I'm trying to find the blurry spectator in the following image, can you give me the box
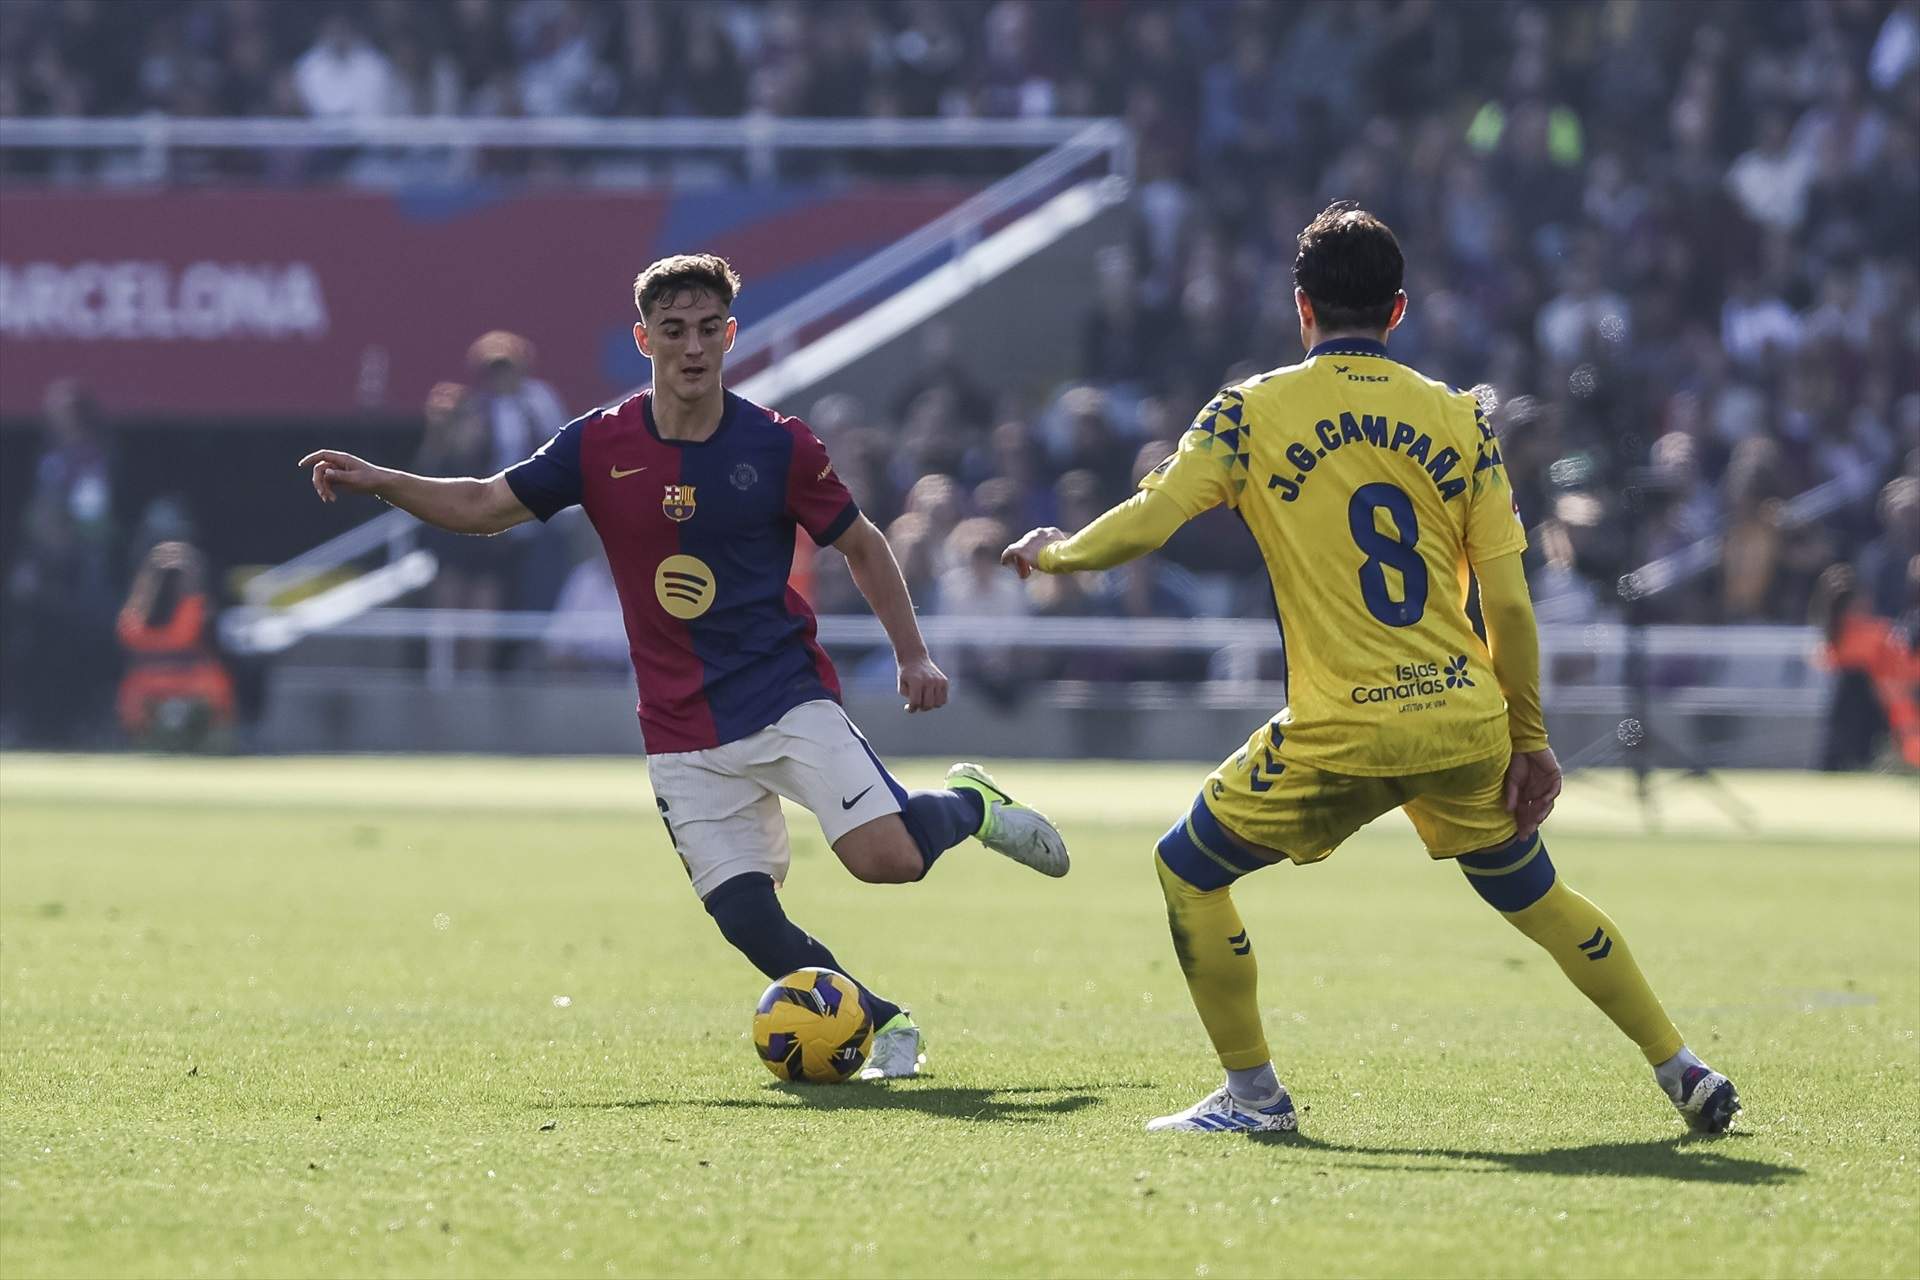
[1811,563,1919,769]
[518,0,614,117]
[937,517,1024,617]
[1720,438,1789,621]
[1720,273,1801,371]
[1,379,120,744]
[29,378,115,571]
[462,328,576,607]
[1871,0,1920,92]
[1081,246,1155,388]
[415,382,507,668]
[889,323,992,430]
[982,420,1057,531]
[883,511,941,613]
[1856,476,1920,617]
[936,516,1028,706]
[115,540,235,751]
[467,329,568,470]
[1053,468,1105,540]
[902,474,963,555]
[543,530,626,672]
[1726,111,1814,235]
[294,12,395,118]
[1535,253,1631,369]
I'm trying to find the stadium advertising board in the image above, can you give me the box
[0,185,967,419]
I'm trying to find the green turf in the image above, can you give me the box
[2,754,1916,1280]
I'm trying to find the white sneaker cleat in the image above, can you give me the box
[945,763,1069,878]
[1146,1083,1298,1134]
[858,1013,926,1080]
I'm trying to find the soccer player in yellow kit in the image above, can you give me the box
[1003,204,1740,1135]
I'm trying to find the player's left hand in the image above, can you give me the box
[897,654,949,714]
[1503,746,1563,841]
[1001,527,1066,579]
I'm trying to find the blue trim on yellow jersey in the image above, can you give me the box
[1458,834,1556,911]
[1307,337,1390,358]
[1189,797,1270,873]
[1157,805,1240,891]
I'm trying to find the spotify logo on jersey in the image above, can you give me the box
[654,554,716,619]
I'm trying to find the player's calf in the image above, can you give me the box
[703,871,904,1027]
[1459,833,1738,1133]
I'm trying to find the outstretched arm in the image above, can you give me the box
[1477,550,1559,838]
[1001,488,1191,578]
[833,514,949,713]
[300,450,533,536]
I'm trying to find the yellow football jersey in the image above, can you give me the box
[1142,338,1527,776]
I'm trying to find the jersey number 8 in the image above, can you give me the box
[1348,483,1428,627]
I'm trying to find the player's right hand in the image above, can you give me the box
[1503,746,1563,841]
[1001,527,1066,579]
[299,450,387,503]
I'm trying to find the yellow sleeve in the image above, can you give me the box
[1035,489,1189,573]
[1465,400,1528,566]
[1138,385,1253,517]
[1036,385,1250,572]
[1477,550,1549,751]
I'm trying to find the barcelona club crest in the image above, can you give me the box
[662,484,697,522]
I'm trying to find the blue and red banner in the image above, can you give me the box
[0,183,969,419]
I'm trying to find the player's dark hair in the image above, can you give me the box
[1293,201,1404,334]
[633,253,743,321]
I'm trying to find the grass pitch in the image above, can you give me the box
[1,754,1916,1280]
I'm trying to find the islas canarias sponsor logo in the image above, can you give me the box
[1350,654,1474,704]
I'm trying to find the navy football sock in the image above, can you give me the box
[897,788,986,876]
[703,872,901,1024]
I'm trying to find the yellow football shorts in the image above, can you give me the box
[1191,719,1518,871]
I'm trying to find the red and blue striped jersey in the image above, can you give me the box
[504,389,858,754]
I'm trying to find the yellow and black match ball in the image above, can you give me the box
[751,967,873,1083]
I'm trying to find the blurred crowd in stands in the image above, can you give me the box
[4,0,1917,760]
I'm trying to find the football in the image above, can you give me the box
[751,967,874,1083]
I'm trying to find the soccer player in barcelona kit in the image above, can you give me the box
[302,254,1068,1079]
[1004,205,1740,1134]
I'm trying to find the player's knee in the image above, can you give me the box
[1155,813,1239,895]
[835,824,922,884]
[1458,834,1557,912]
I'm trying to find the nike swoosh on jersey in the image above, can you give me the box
[610,465,647,479]
[841,785,875,810]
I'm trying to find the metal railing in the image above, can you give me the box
[224,604,1821,685]
[723,121,1127,380]
[0,114,1133,187]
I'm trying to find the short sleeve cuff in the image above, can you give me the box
[816,499,860,546]
[503,463,561,523]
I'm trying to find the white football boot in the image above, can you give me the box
[945,763,1069,878]
[858,1013,926,1080]
[1146,1083,1298,1133]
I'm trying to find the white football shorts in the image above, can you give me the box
[644,699,906,898]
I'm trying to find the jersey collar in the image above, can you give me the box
[642,388,737,447]
[1308,337,1390,359]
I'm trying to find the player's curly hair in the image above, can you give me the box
[632,253,743,321]
[1293,201,1405,333]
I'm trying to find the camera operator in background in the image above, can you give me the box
[115,540,235,752]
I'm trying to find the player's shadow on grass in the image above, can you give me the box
[1256,1133,1803,1186]
[586,1082,1151,1125]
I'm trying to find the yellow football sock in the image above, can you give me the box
[1498,878,1685,1064]
[1156,853,1271,1070]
